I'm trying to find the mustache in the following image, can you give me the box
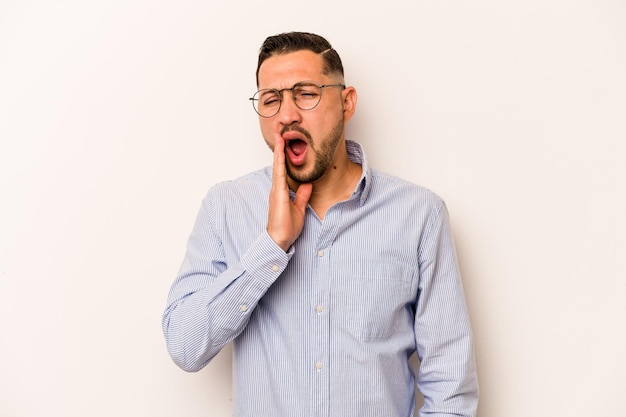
[280,125,313,143]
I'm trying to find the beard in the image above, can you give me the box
[284,118,344,184]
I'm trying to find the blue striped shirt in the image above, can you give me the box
[162,141,478,417]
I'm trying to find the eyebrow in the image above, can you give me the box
[259,81,318,92]
[258,89,279,98]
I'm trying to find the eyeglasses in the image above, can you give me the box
[250,82,346,118]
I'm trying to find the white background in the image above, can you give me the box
[1,1,625,416]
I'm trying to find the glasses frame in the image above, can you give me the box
[249,82,346,118]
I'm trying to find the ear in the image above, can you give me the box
[342,86,357,123]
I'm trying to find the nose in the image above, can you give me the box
[277,91,302,125]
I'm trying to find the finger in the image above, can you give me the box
[272,136,287,187]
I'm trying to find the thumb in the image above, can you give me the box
[293,183,312,211]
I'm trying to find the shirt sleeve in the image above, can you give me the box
[161,195,290,372]
[414,200,479,416]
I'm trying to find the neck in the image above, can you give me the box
[289,158,362,220]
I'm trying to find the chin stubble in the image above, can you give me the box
[285,118,344,184]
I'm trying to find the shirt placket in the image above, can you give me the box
[309,207,341,417]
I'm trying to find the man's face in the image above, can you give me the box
[256,50,347,184]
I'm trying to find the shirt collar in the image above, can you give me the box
[345,140,371,206]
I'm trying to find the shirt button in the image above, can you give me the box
[240,304,248,312]
[315,305,324,314]
[271,265,279,272]
[317,250,324,257]
[315,361,323,371]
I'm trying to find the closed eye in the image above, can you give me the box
[263,97,280,106]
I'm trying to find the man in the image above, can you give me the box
[162,32,478,417]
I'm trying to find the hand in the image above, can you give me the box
[267,137,312,251]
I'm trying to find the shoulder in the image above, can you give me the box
[369,168,444,210]
[199,167,272,217]
[198,167,271,230]
[205,167,272,199]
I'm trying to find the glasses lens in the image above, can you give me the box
[293,84,322,110]
[251,84,326,117]
[253,89,280,117]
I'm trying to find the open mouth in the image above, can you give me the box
[287,138,307,156]
[281,125,311,167]
[284,138,308,166]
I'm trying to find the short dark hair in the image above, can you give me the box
[256,32,344,86]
